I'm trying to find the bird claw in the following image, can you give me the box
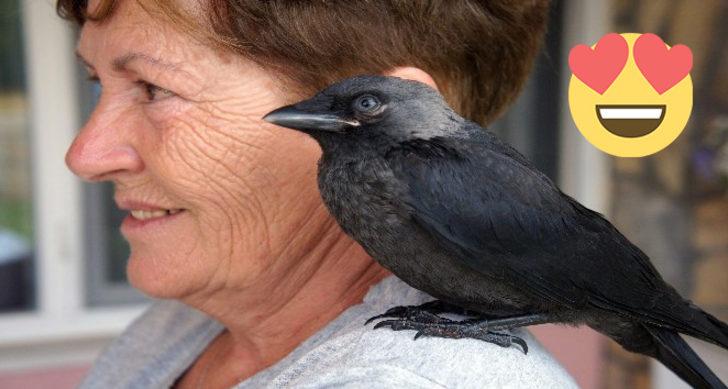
[364,300,480,325]
[510,336,529,354]
[371,316,529,354]
[364,306,413,325]
[372,314,446,330]
[365,302,541,354]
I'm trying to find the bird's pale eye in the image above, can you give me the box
[353,94,382,113]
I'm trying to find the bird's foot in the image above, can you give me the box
[371,316,529,354]
[364,299,481,325]
[366,307,551,354]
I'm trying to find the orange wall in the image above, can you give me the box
[532,324,605,389]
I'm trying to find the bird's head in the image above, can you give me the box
[263,75,461,151]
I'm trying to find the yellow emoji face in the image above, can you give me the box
[568,33,693,157]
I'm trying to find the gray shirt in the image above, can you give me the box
[80,276,578,388]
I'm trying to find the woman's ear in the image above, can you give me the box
[384,67,440,92]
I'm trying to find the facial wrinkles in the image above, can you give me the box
[151,132,254,295]
[168,141,274,270]
[80,18,250,274]
[76,0,338,305]
[100,46,263,206]
[156,108,276,281]
[81,19,207,105]
[163,73,284,207]
[160,110,267,217]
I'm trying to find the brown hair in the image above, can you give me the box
[57,0,550,126]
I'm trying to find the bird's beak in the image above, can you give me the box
[262,105,359,133]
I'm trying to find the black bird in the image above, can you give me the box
[263,75,728,388]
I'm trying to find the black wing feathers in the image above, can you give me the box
[388,128,716,338]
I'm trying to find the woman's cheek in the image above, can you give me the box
[151,111,245,205]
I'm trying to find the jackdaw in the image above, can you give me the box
[263,75,728,389]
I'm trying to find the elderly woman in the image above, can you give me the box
[60,0,576,388]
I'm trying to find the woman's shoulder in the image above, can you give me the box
[279,323,577,389]
[238,276,578,389]
[79,299,224,389]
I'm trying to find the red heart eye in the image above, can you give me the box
[633,33,693,94]
[568,33,628,95]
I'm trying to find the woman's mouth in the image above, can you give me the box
[121,208,187,232]
[130,208,184,220]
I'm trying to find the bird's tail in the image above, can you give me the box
[646,325,727,389]
[662,301,728,354]
[688,305,728,350]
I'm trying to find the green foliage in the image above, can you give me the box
[0,197,33,240]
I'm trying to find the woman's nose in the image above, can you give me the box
[65,99,144,182]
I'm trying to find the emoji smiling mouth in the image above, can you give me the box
[596,105,666,138]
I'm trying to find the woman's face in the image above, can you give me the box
[67,0,324,298]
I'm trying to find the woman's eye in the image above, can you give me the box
[83,76,175,103]
[137,80,175,102]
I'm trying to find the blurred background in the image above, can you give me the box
[0,0,726,388]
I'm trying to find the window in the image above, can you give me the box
[0,0,34,314]
[0,1,147,369]
[605,1,728,387]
